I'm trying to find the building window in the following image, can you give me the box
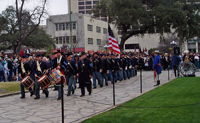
[86,10,91,14]
[66,23,69,30]
[73,36,76,43]
[79,6,84,10]
[56,37,58,44]
[97,39,101,45]
[72,22,76,29]
[78,2,84,5]
[87,24,93,31]
[79,11,85,14]
[88,38,93,44]
[125,44,139,49]
[96,26,101,33]
[59,37,62,44]
[66,36,69,44]
[62,23,65,30]
[86,1,91,5]
[86,6,92,9]
[101,17,107,22]
[59,24,62,30]
[63,36,66,44]
[56,24,59,31]
[93,1,99,4]
[103,28,107,34]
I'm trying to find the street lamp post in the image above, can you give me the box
[104,44,109,53]
[69,0,72,52]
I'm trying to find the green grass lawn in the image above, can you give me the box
[0,81,20,95]
[83,77,200,123]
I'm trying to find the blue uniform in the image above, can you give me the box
[153,55,162,74]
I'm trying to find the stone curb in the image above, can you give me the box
[75,77,177,123]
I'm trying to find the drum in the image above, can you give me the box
[50,69,65,85]
[20,76,35,89]
[38,75,52,89]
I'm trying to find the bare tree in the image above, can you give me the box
[15,0,47,54]
[72,29,84,53]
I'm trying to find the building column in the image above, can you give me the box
[196,42,198,53]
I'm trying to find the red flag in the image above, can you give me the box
[108,24,121,54]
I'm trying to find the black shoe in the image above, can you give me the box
[89,91,91,95]
[93,87,97,89]
[45,94,49,98]
[34,97,40,99]
[20,96,25,99]
[78,87,81,89]
[100,85,103,88]
[57,97,61,100]
[53,89,57,91]
[67,94,70,96]
[80,95,85,97]
[30,92,34,97]
[106,83,108,86]
[72,90,75,94]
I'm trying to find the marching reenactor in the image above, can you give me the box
[77,52,93,97]
[121,54,127,80]
[52,50,67,100]
[92,52,103,88]
[115,54,122,82]
[64,52,77,96]
[110,54,117,83]
[100,54,109,86]
[18,55,34,98]
[106,54,113,83]
[34,54,49,99]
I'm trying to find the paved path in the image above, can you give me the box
[0,70,182,123]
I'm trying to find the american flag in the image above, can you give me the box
[108,24,121,54]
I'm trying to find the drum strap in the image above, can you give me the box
[21,62,26,74]
[57,56,62,64]
[37,61,42,73]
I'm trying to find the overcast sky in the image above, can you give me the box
[0,0,69,25]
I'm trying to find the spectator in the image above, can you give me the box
[0,57,5,82]
[6,57,13,81]
[172,54,182,77]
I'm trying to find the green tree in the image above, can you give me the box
[92,0,200,51]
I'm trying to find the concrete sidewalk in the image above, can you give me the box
[0,70,180,123]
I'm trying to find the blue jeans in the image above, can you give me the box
[0,70,4,82]
[8,70,12,81]
[101,72,108,86]
[66,75,74,95]
[20,83,33,97]
[107,70,113,82]
[93,70,102,88]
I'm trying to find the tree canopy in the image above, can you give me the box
[92,0,200,51]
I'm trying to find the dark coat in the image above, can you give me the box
[78,58,93,84]
[64,60,77,77]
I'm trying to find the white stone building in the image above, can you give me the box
[45,13,114,52]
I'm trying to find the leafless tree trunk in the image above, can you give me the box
[15,0,47,54]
